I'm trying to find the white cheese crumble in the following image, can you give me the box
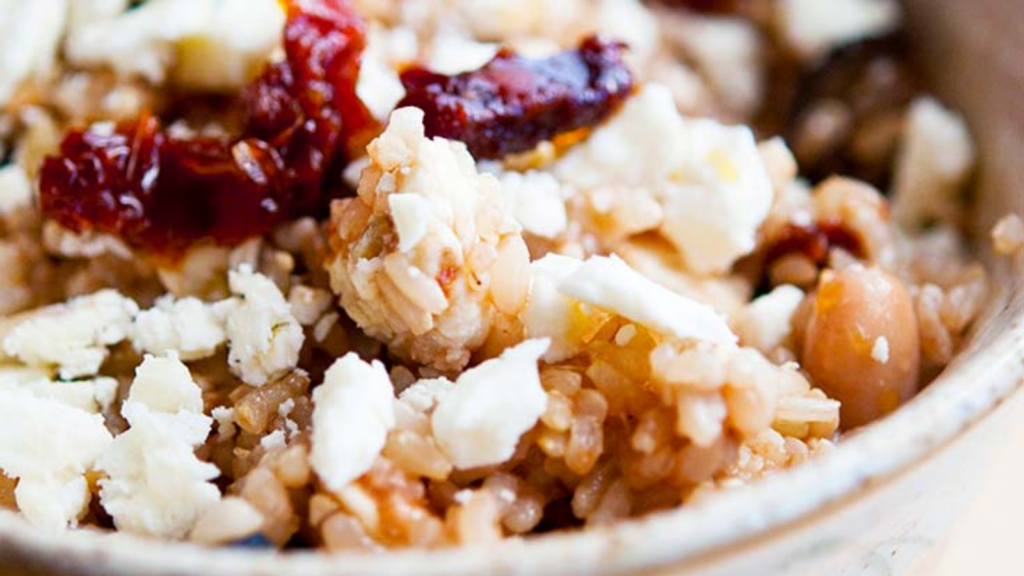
[0,164,32,215]
[665,14,763,117]
[224,266,305,387]
[260,430,286,451]
[132,296,228,361]
[398,377,455,415]
[357,25,417,120]
[211,406,237,440]
[432,339,549,469]
[555,85,774,274]
[189,496,263,545]
[388,193,433,252]
[3,289,139,379]
[733,285,805,354]
[559,255,737,346]
[0,368,118,414]
[777,0,900,61]
[0,0,67,106]
[892,97,976,231]
[498,171,568,239]
[0,388,113,531]
[426,35,499,75]
[871,336,890,364]
[522,254,586,363]
[96,356,220,538]
[66,0,284,90]
[311,353,396,492]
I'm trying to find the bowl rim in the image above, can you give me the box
[0,266,1021,576]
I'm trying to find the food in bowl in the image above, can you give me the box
[0,0,1016,552]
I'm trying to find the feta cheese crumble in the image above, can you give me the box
[777,0,900,61]
[733,285,805,354]
[66,0,284,90]
[0,0,67,106]
[311,353,396,491]
[555,85,774,274]
[0,388,113,531]
[0,368,118,414]
[224,266,305,387]
[0,164,32,215]
[132,296,228,361]
[96,355,220,538]
[3,289,139,379]
[432,339,550,469]
[498,170,569,239]
[892,97,976,231]
[559,255,737,346]
[522,254,588,362]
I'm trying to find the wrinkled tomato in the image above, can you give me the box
[40,0,375,257]
[398,36,633,159]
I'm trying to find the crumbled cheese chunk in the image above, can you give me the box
[357,25,417,120]
[777,0,900,61]
[658,118,774,274]
[67,0,283,90]
[0,164,32,215]
[426,35,499,75]
[0,0,67,106]
[172,0,285,91]
[0,389,113,531]
[665,14,762,117]
[133,296,228,361]
[871,336,890,364]
[559,255,737,346]
[224,266,304,386]
[3,290,139,379]
[523,254,587,362]
[398,377,455,415]
[432,339,549,469]
[260,430,286,451]
[0,368,118,414]
[892,97,976,231]
[311,353,396,491]
[498,171,568,239]
[96,356,220,538]
[388,193,433,252]
[733,285,805,354]
[189,496,263,545]
[211,406,237,440]
[126,355,204,414]
[555,85,774,273]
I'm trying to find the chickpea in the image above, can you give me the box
[802,265,920,429]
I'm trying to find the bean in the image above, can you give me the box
[802,266,919,428]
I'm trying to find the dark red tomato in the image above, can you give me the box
[398,36,634,159]
[39,0,375,258]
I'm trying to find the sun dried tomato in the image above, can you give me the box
[764,220,865,266]
[39,0,375,258]
[397,35,633,159]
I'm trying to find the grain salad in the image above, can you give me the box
[0,0,1013,552]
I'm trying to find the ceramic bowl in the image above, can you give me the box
[0,0,1021,574]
